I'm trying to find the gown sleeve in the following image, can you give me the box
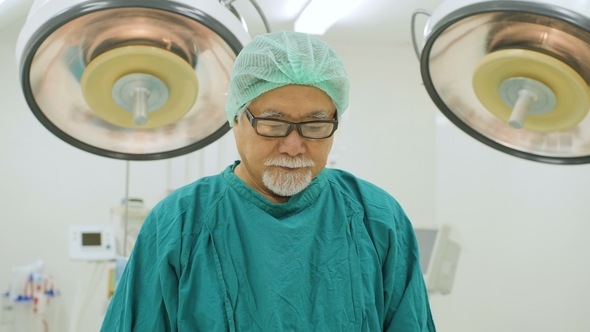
[382,206,437,332]
[100,207,182,332]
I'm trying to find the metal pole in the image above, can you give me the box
[124,160,130,256]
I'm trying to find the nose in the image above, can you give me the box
[277,127,306,156]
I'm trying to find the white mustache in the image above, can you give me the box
[264,156,315,168]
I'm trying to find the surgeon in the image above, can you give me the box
[101,30,436,331]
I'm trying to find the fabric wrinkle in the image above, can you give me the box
[100,162,435,332]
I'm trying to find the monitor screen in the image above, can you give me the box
[82,232,102,246]
[415,229,438,274]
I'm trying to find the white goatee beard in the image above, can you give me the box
[262,156,315,197]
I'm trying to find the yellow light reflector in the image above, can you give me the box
[81,45,199,129]
[473,49,590,132]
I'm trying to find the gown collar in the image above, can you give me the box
[222,161,328,218]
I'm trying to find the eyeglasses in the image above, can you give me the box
[244,108,338,139]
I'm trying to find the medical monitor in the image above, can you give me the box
[414,224,461,295]
[68,224,116,261]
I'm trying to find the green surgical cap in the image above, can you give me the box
[225,30,350,126]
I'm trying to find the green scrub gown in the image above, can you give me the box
[101,162,436,331]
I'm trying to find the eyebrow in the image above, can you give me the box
[257,110,332,119]
[306,112,331,119]
[258,110,284,118]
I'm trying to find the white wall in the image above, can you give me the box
[1,8,589,332]
[430,112,590,332]
[331,42,437,226]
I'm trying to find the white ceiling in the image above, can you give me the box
[0,0,445,48]
[233,0,445,47]
[0,0,442,46]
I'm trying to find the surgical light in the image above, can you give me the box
[414,0,590,164]
[16,0,263,160]
[294,0,363,35]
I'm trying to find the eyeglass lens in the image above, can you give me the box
[256,120,335,138]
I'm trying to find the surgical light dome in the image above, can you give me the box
[417,0,590,164]
[16,0,252,160]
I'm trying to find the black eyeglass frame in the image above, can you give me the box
[244,108,339,139]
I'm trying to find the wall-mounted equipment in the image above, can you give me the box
[414,224,462,295]
[110,198,150,257]
[68,224,116,261]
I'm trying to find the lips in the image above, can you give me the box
[279,166,302,172]
[264,156,315,169]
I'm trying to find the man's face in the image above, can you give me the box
[233,85,336,203]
